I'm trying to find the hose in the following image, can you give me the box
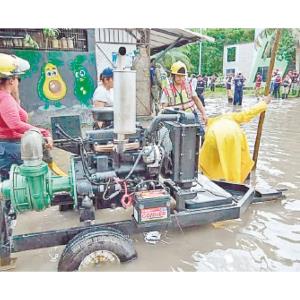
[120,180,133,209]
[144,114,179,141]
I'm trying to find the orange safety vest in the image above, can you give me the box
[162,80,195,112]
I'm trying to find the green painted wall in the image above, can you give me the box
[3,29,97,113]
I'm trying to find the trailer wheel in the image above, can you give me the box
[57,227,137,272]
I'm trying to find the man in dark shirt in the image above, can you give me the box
[203,75,208,88]
[233,72,245,105]
[195,74,206,106]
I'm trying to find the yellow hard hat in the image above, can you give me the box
[0,53,30,78]
[170,61,187,76]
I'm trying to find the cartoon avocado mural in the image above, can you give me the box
[38,62,67,109]
[70,55,95,107]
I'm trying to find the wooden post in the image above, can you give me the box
[252,29,282,170]
[134,29,152,116]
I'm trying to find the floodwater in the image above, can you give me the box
[11,96,300,271]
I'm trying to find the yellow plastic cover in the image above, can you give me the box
[199,101,267,183]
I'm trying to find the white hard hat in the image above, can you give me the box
[0,53,30,78]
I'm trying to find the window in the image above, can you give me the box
[255,67,269,82]
[0,28,88,52]
[227,47,236,62]
[226,68,235,75]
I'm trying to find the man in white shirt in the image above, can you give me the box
[93,67,114,108]
[191,74,198,91]
[92,67,114,128]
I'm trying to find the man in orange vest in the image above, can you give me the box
[160,61,207,124]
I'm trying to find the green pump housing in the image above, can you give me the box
[1,162,73,212]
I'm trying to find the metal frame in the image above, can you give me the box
[2,182,283,256]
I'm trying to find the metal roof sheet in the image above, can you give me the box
[150,28,215,54]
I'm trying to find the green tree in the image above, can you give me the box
[156,48,193,73]
[186,28,255,76]
[255,28,300,70]
[155,29,256,76]
[276,29,296,62]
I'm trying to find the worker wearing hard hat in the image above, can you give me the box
[199,95,271,184]
[160,61,208,126]
[0,53,53,180]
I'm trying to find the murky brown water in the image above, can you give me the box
[11,96,300,271]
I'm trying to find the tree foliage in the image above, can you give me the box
[277,29,296,62]
[155,28,297,76]
[156,48,193,73]
[256,28,299,66]
[157,29,255,76]
[197,28,255,76]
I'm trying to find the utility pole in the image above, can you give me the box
[198,40,202,75]
[198,28,203,75]
[252,29,282,170]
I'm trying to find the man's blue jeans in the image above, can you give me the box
[234,88,243,105]
[0,141,22,180]
[273,83,281,99]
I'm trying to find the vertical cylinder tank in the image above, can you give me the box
[113,47,136,136]
[113,70,136,135]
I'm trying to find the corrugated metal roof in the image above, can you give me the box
[150,28,215,54]
[95,28,214,55]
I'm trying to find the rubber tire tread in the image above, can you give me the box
[57,226,137,271]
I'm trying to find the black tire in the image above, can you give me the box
[57,227,137,272]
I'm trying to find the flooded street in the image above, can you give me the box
[12,96,300,272]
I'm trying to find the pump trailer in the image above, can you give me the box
[0,48,284,271]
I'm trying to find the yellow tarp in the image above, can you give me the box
[199,101,267,183]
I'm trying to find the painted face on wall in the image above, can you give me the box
[75,68,87,83]
[40,63,67,101]
[72,63,94,106]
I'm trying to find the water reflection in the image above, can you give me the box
[182,96,300,272]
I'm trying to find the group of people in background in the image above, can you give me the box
[189,74,219,107]
[150,58,300,119]
[190,69,300,107]
[255,69,300,100]
[270,69,299,99]
[191,72,247,106]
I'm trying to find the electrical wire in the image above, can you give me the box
[123,145,154,181]
[133,180,169,194]
[55,124,82,143]
[102,178,115,201]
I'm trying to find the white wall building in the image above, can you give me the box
[223,42,255,87]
